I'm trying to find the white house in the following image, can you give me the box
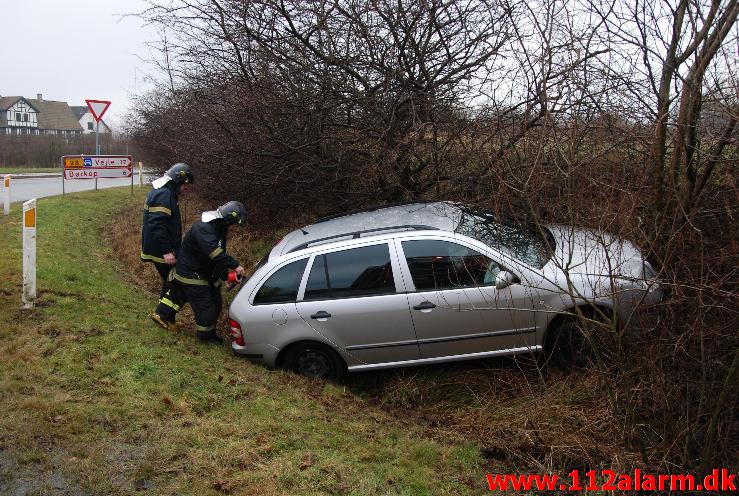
[0,96,39,134]
[0,94,83,135]
[71,106,112,134]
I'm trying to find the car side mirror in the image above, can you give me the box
[495,271,519,290]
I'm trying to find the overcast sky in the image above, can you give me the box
[0,0,158,129]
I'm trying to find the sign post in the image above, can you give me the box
[22,199,37,309]
[61,156,65,196]
[3,175,9,215]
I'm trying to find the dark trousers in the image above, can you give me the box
[178,282,223,331]
[153,262,181,322]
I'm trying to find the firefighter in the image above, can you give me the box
[172,201,247,342]
[141,162,194,331]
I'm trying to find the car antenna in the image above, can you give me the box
[300,228,309,235]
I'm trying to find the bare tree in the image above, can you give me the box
[130,0,738,473]
[587,0,738,217]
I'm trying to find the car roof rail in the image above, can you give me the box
[311,202,427,224]
[287,225,440,253]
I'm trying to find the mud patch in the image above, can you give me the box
[0,447,90,496]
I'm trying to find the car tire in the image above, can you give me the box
[545,317,596,371]
[283,342,347,382]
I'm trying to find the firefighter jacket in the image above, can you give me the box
[140,180,182,263]
[173,220,239,286]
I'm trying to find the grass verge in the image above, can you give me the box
[0,167,61,174]
[0,187,486,495]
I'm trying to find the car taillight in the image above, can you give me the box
[229,319,245,346]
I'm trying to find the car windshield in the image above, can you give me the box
[455,209,553,268]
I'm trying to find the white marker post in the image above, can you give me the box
[3,175,9,215]
[22,199,37,309]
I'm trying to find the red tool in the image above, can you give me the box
[227,271,243,284]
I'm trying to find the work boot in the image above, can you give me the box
[196,329,221,344]
[150,313,177,332]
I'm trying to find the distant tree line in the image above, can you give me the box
[0,133,135,168]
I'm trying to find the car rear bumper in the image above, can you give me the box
[231,342,280,368]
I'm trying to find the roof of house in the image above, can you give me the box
[29,98,82,131]
[70,105,88,120]
[0,96,82,131]
[0,96,22,111]
[0,97,14,126]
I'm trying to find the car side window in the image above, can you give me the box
[253,258,309,305]
[304,254,332,300]
[401,239,502,291]
[304,244,396,300]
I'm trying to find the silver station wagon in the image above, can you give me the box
[228,202,661,380]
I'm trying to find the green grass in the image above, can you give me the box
[0,187,487,495]
[0,166,61,174]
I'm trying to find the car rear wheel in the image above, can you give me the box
[283,342,346,382]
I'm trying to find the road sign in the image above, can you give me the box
[85,99,111,122]
[85,99,111,156]
[64,156,84,168]
[64,168,132,179]
[90,156,131,167]
[62,155,132,180]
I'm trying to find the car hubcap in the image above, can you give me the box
[297,349,332,378]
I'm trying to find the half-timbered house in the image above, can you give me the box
[0,94,83,135]
[0,96,39,134]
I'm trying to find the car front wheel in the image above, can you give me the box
[545,309,620,370]
[545,318,593,370]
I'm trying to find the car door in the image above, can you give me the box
[464,260,539,352]
[295,242,420,366]
[398,238,537,359]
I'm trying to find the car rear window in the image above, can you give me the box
[304,244,396,300]
[253,258,308,305]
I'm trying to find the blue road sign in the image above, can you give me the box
[83,158,93,167]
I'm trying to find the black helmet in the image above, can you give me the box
[165,162,194,185]
[217,201,248,225]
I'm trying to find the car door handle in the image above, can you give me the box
[310,311,331,319]
[413,301,436,311]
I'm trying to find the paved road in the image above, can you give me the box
[7,173,150,204]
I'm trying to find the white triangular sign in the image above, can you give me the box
[85,99,111,122]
